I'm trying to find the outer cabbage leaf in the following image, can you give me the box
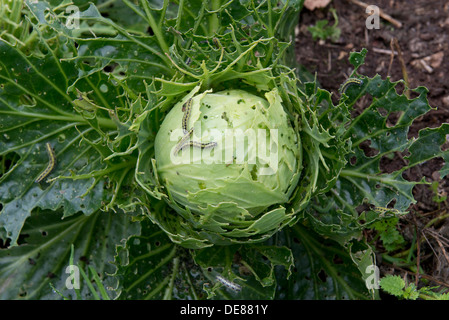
[0,208,140,300]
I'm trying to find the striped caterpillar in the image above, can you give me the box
[173,128,194,155]
[173,97,217,155]
[173,135,218,155]
[216,275,241,292]
[181,98,193,134]
[178,141,217,151]
[339,78,363,94]
[373,206,401,215]
[35,142,56,183]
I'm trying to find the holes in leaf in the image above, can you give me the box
[356,203,371,214]
[394,81,406,96]
[380,151,409,174]
[408,91,421,99]
[19,94,36,107]
[377,107,388,117]
[239,265,252,276]
[375,105,402,128]
[0,151,21,179]
[103,62,118,73]
[386,111,402,127]
[386,198,397,209]
[350,156,357,165]
[359,140,379,157]
[82,59,95,66]
[317,269,328,283]
[441,134,449,151]
[147,26,154,36]
[17,233,30,245]
[0,237,11,249]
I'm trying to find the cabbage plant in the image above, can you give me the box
[0,0,448,300]
[153,87,302,246]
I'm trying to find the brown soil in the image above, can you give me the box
[296,0,449,296]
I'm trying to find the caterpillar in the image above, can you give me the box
[373,206,401,215]
[173,128,194,155]
[174,139,218,155]
[339,78,363,94]
[35,142,56,183]
[182,98,193,134]
[183,141,218,149]
[175,97,217,155]
[216,275,241,292]
[213,37,221,48]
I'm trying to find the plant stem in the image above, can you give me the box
[95,0,117,10]
[140,0,170,54]
[424,211,449,229]
[209,0,220,36]
[163,257,180,300]
[54,158,136,181]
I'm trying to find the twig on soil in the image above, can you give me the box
[413,215,421,287]
[372,48,398,55]
[387,43,395,77]
[422,231,440,260]
[348,0,403,28]
[417,59,434,73]
[435,237,449,266]
[390,38,410,98]
[424,228,449,266]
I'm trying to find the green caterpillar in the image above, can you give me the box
[182,98,193,134]
[339,78,363,94]
[173,128,194,155]
[35,142,56,183]
[179,140,217,151]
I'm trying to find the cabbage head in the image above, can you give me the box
[150,86,302,247]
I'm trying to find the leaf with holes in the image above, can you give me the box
[271,224,374,300]
[0,38,111,245]
[0,208,140,299]
[304,50,449,246]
